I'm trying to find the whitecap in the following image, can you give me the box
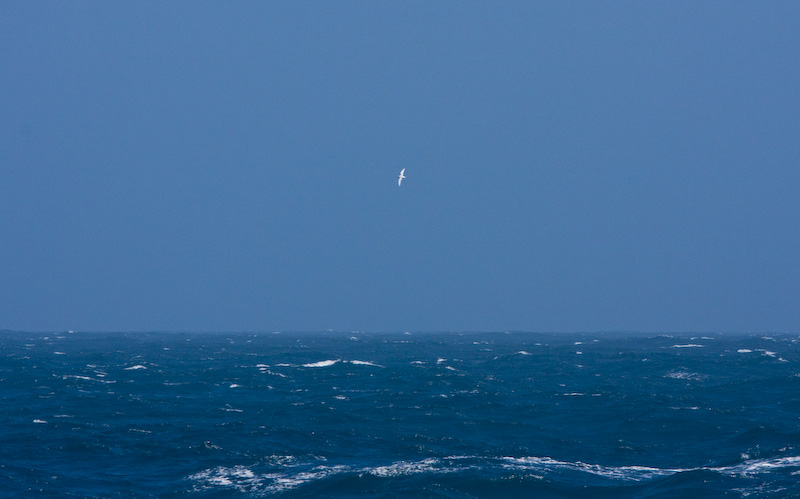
[504,453,800,481]
[63,374,110,383]
[33,419,47,424]
[502,456,687,481]
[348,360,385,368]
[186,454,800,494]
[368,458,451,478]
[276,465,350,493]
[190,466,257,490]
[715,455,800,477]
[664,370,703,381]
[671,344,704,348]
[124,365,147,370]
[540,454,799,483]
[302,360,340,368]
[516,351,532,356]
[189,464,350,494]
[229,384,241,388]
[738,349,753,353]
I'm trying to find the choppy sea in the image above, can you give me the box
[2,331,800,498]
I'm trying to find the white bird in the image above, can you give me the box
[398,168,406,186]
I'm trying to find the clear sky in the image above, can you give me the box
[2,2,798,333]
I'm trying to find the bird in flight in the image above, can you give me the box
[398,168,406,186]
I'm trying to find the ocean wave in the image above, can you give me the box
[188,454,800,495]
[368,458,456,477]
[189,464,350,494]
[300,359,385,368]
[348,360,384,368]
[717,456,800,477]
[501,456,687,481]
[664,369,704,381]
[502,454,800,480]
[62,374,116,384]
[302,360,340,368]
[8,332,800,497]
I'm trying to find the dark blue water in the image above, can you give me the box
[2,331,799,497]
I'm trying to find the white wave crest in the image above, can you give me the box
[503,454,800,480]
[503,456,686,481]
[63,374,116,384]
[664,370,703,381]
[302,360,340,368]
[348,360,385,367]
[369,458,457,477]
[190,464,350,494]
[188,453,800,494]
[716,456,800,477]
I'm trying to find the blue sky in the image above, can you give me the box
[2,2,798,332]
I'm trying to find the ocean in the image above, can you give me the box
[2,331,799,498]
